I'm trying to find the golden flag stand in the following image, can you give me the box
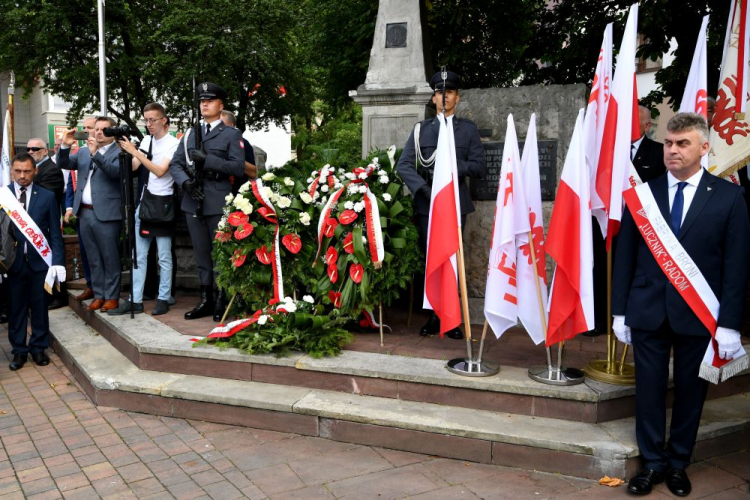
[583,249,636,385]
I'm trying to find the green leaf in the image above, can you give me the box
[388,201,404,218]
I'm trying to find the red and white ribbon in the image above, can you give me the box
[0,186,52,267]
[207,310,264,339]
[306,165,336,199]
[360,309,391,331]
[250,179,284,303]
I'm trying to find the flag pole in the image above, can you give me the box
[8,72,15,157]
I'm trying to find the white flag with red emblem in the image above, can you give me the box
[709,0,750,179]
[484,115,530,339]
[515,114,547,345]
[546,109,595,346]
[681,15,710,170]
[593,3,639,249]
[423,116,462,336]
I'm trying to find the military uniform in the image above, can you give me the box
[169,83,245,320]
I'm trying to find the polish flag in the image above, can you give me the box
[680,15,710,169]
[484,115,530,339]
[594,3,640,249]
[516,114,547,345]
[586,23,613,235]
[423,115,462,336]
[546,109,595,346]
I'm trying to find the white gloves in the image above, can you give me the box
[44,265,67,294]
[613,315,631,345]
[715,327,743,360]
[51,265,67,283]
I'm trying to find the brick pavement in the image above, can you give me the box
[0,327,748,499]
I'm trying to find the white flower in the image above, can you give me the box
[257,315,268,325]
[334,182,343,190]
[261,172,276,181]
[262,186,274,199]
[233,197,253,215]
[348,185,359,195]
[353,201,364,213]
[300,192,313,204]
[362,236,367,244]
[284,177,294,187]
[238,182,251,193]
[345,173,356,180]
[358,172,368,180]
[225,193,235,204]
[358,185,367,194]
[372,157,379,165]
[306,177,314,183]
[218,217,228,230]
[320,195,328,203]
[338,168,345,175]
[344,201,354,210]
[282,302,297,313]
[300,212,311,226]
[276,196,291,209]
[321,185,329,193]
[303,295,314,304]
[379,176,389,184]
[383,193,392,202]
[312,170,318,176]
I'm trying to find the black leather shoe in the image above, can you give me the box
[582,328,602,337]
[0,312,7,324]
[184,286,213,320]
[48,298,68,310]
[445,327,464,340]
[627,468,663,495]
[9,354,27,371]
[213,290,227,322]
[31,351,50,366]
[419,314,440,336]
[665,468,691,497]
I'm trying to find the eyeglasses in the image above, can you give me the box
[26,147,45,152]
[144,117,165,124]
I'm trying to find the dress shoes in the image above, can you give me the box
[582,328,602,337]
[0,312,7,324]
[665,468,691,497]
[445,327,464,340]
[76,288,95,301]
[106,301,144,316]
[213,290,228,322]
[9,354,27,371]
[152,300,170,316]
[31,351,50,366]
[185,286,213,320]
[419,314,440,336]
[100,300,119,313]
[627,468,663,495]
[48,298,68,310]
[87,299,105,311]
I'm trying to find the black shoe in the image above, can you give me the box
[106,300,144,316]
[582,328,602,337]
[0,313,7,324]
[31,351,50,366]
[9,354,27,371]
[420,314,440,336]
[627,468,663,495]
[665,468,691,497]
[47,298,68,310]
[152,300,170,316]
[445,327,464,340]
[185,286,213,320]
[213,290,227,322]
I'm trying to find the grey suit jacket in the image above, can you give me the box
[56,144,122,222]
[169,122,245,216]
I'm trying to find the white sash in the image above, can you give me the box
[0,186,52,267]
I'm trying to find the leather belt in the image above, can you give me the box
[204,170,228,182]
[81,204,94,210]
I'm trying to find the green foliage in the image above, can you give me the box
[293,103,363,170]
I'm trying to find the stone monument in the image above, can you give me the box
[350,0,433,158]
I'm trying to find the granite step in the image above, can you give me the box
[49,308,750,480]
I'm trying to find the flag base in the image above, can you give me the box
[446,358,500,377]
[527,365,585,386]
[583,359,636,385]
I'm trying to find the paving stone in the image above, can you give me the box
[287,446,393,486]
[128,477,165,497]
[267,485,334,500]
[54,473,90,493]
[116,462,153,483]
[245,464,306,495]
[326,466,440,499]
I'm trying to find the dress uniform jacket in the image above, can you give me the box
[633,136,667,183]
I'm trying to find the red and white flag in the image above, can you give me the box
[586,23,613,234]
[484,115,530,339]
[680,15,710,169]
[516,114,547,345]
[423,116,462,336]
[546,109,595,346]
[594,3,640,249]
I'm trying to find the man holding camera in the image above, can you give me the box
[169,82,245,321]
[107,103,178,316]
[59,117,123,312]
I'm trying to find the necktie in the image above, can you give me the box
[205,123,211,136]
[19,186,26,209]
[671,182,687,234]
[631,143,637,161]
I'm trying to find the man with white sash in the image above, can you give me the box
[613,113,750,497]
[1,154,65,371]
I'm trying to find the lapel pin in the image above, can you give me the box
[707,186,712,191]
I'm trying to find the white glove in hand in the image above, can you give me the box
[613,315,631,345]
[715,327,743,360]
[52,265,67,283]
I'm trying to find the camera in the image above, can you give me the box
[72,130,88,140]
[103,125,136,138]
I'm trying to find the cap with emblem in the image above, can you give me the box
[429,70,461,92]
[197,82,228,102]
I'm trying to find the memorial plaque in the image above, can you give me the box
[385,23,408,48]
[470,140,558,201]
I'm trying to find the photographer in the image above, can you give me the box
[58,117,123,312]
[107,103,178,316]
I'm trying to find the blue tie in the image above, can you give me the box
[671,182,687,234]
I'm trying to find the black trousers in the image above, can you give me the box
[8,260,49,355]
[185,213,222,287]
[632,320,710,471]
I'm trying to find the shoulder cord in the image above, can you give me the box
[183,128,193,167]
[414,122,437,169]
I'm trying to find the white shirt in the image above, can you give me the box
[139,134,179,196]
[14,181,32,209]
[631,136,644,160]
[82,142,115,205]
[204,118,221,135]
[667,168,704,225]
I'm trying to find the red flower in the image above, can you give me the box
[349,263,364,284]
[325,246,338,266]
[329,291,342,308]
[256,246,272,265]
[228,211,249,227]
[323,217,338,237]
[339,210,358,225]
[343,232,354,254]
[231,250,246,268]
[282,233,302,254]
[234,223,254,240]
[327,262,338,283]
[215,231,231,242]
[268,298,280,306]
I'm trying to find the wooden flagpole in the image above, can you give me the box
[527,231,553,370]
[456,224,473,362]
[8,72,14,157]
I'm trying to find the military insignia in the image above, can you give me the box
[708,186,712,191]
[203,83,208,91]
[239,140,244,149]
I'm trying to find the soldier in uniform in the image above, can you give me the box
[396,70,486,339]
[169,83,245,321]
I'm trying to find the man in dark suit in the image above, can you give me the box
[169,82,245,321]
[5,153,65,370]
[58,117,123,312]
[631,105,667,183]
[396,70,486,339]
[613,113,750,496]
